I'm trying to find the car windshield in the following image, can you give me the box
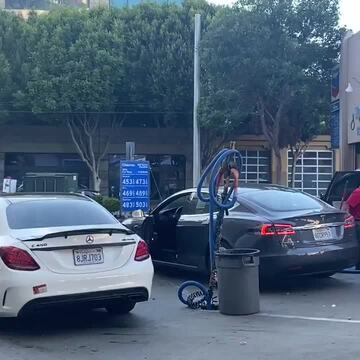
[240,188,323,212]
[6,199,118,230]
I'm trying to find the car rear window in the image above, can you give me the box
[241,189,323,212]
[6,199,118,230]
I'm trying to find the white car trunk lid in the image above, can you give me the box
[14,227,137,274]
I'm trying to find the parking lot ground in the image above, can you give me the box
[1,271,360,360]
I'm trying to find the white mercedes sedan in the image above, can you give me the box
[0,193,153,317]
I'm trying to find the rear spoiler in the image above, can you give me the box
[19,228,135,242]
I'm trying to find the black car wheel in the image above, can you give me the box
[106,300,136,315]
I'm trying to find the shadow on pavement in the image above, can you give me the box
[260,274,355,293]
[0,270,356,336]
[155,267,355,294]
[0,308,149,336]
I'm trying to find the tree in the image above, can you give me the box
[17,3,217,190]
[200,0,341,183]
[0,54,11,121]
[19,9,124,191]
[281,78,329,187]
[0,12,27,121]
[118,0,216,128]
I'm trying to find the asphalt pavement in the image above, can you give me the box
[1,270,360,360]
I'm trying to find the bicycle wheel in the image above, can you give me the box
[178,281,209,308]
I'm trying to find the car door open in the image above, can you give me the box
[324,171,360,208]
[151,194,191,263]
[175,193,210,270]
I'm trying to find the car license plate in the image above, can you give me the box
[73,248,104,266]
[313,228,333,242]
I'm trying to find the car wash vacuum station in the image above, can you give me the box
[177,148,261,315]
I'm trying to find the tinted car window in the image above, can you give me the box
[7,199,118,229]
[160,194,191,213]
[328,176,360,202]
[159,193,210,215]
[233,203,253,213]
[193,193,210,214]
[241,189,322,212]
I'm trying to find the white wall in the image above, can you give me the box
[339,31,360,169]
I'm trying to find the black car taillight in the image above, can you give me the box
[0,246,40,271]
[261,224,296,236]
[344,215,356,229]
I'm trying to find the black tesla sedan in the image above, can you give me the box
[123,184,359,278]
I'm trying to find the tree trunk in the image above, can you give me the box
[290,149,296,188]
[66,116,112,194]
[92,171,101,192]
[289,144,308,189]
[274,149,282,185]
[257,94,289,186]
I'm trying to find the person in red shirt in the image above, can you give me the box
[342,188,360,270]
[343,188,360,220]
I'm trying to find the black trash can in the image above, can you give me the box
[215,248,260,315]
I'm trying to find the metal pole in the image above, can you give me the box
[126,141,135,161]
[193,14,201,187]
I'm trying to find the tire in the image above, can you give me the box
[178,281,209,306]
[106,300,136,315]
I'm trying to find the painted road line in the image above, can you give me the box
[258,313,360,324]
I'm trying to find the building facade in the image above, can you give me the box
[1,0,108,13]
[0,123,336,202]
[337,30,360,170]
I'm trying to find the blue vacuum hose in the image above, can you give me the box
[177,148,242,309]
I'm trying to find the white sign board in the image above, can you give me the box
[2,179,17,193]
[348,105,360,144]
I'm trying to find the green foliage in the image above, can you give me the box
[200,0,341,181]
[15,1,216,125]
[1,4,219,190]
[0,11,27,121]
[16,9,127,191]
[20,8,124,114]
[0,1,341,185]
[118,0,216,126]
[95,195,120,214]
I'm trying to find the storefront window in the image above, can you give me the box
[239,150,271,183]
[288,150,334,196]
[5,153,90,191]
[108,154,186,206]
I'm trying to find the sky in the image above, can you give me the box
[340,0,360,32]
[208,0,360,33]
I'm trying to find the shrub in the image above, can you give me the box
[95,196,120,214]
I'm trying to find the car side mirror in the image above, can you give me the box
[132,210,145,218]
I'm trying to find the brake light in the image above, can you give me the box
[261,224,296,236]
[344,215,356,229]
[0,247,40,271]
[134,240,150,261]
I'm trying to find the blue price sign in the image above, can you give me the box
[120,161,150,212]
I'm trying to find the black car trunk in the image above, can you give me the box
[282,212,345,227]
[280,211,346,246]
